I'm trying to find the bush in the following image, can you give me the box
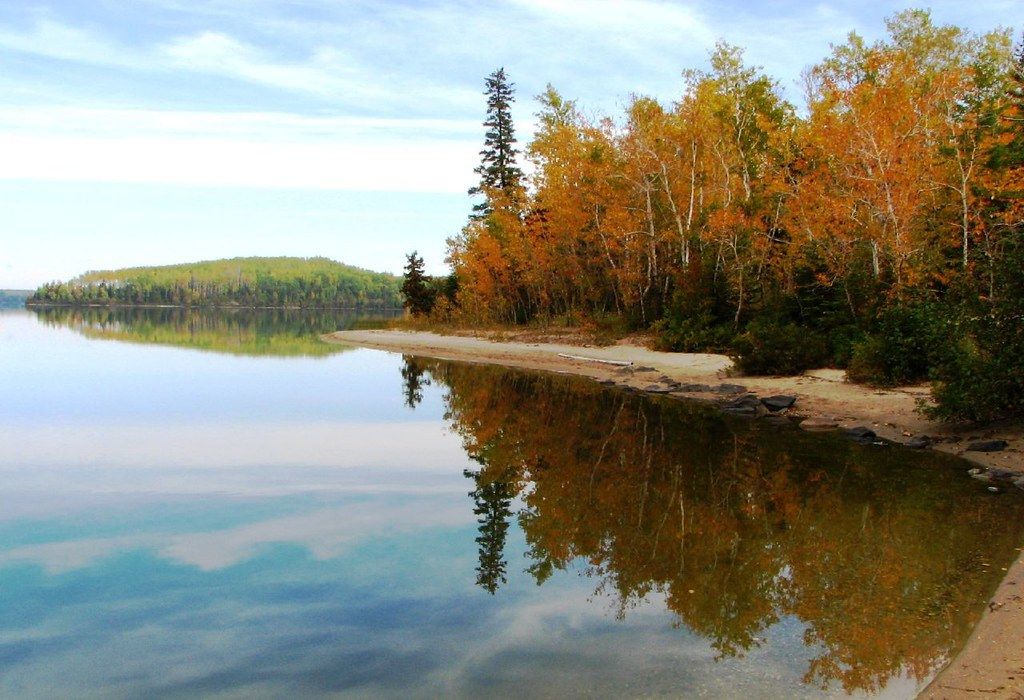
[826,325,865,368]
[927,307,1024,423]
[730,320,828,375]
[846,303,938,387]
[653,310,734,352]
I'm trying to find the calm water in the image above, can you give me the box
[2,307,1022,699]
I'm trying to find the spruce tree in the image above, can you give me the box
[464,462,513,594]
[468,67,523,217]
[401,251,434,316]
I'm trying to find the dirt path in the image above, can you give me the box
[323,328,1024,699]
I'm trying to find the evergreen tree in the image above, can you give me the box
[401,251,434,316]
[468,67,524,217]
[400,355,430,408]
[464,461,513,594]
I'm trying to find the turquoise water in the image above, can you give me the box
[1,308,1020,698]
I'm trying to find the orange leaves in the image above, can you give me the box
[448,13,1019,327]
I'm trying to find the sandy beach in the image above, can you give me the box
[325,328,1024,699]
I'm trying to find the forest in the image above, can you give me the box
[426,11,1024,422]
[29,256,403,309]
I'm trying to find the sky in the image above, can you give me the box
[0,1,1018,288]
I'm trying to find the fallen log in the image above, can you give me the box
[556,353,633,367]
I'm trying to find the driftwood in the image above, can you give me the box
[556,353,633,367]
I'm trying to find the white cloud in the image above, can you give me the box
[0,106,480,140]
[0,133,478,192]
[0,18,137,67]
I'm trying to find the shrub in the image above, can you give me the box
[730,320,828,375]
[846,303,938,387]
[926,308,1024,422]
[653,310,734,352]
[826,325,865,368]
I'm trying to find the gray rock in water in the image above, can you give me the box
[844,426,877,440]
[988,468,1018,480]
[715,383,747,394]
[761,395,796,412]
[679,383,712,392]
[905,435,932,449]
[966,439,1009,452]
[722,406,758,417]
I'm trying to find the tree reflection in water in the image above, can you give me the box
[32,305,398,358]
[405,357,1024,695]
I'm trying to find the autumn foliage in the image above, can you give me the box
[445,12,1024,417]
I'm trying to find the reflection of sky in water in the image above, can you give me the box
[0,310,921,698]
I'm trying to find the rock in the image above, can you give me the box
[599,379,616,386]
[800,417,839,430]
[966,439,1009,452]
[761,395,796,412]
[634,366,657,373]
[722,406,758,416]
[679,383,712,392]
[715,383,748,394]
[905,435,932,449]
[844,426,877,440]
[988,486,1002,494]
[643,384,674,394]
[726,394,763,410]
[1012,476,1024,490]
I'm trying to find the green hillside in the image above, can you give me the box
[28,257,403,308]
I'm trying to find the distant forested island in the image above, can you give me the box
[0,290,31,309]
[28,257,403,309]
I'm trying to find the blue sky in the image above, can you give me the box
[0,1,1018,288]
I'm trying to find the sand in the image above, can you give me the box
[323,328,1024,699]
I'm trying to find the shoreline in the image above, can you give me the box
[324,328,1024,699]
[24,302,404,311]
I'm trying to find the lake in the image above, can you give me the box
[1,307,1021,698]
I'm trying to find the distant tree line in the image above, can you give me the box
[29,257,403,309]
[0,290,30,309]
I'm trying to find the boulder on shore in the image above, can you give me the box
[844,426,877,440]
[905,435,932,449]
[966,439,1009,453]
[761,395,796,412]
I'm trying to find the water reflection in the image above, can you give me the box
[409,358,1024,695]
[0,307,1018,698]
[30,305,400,357]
